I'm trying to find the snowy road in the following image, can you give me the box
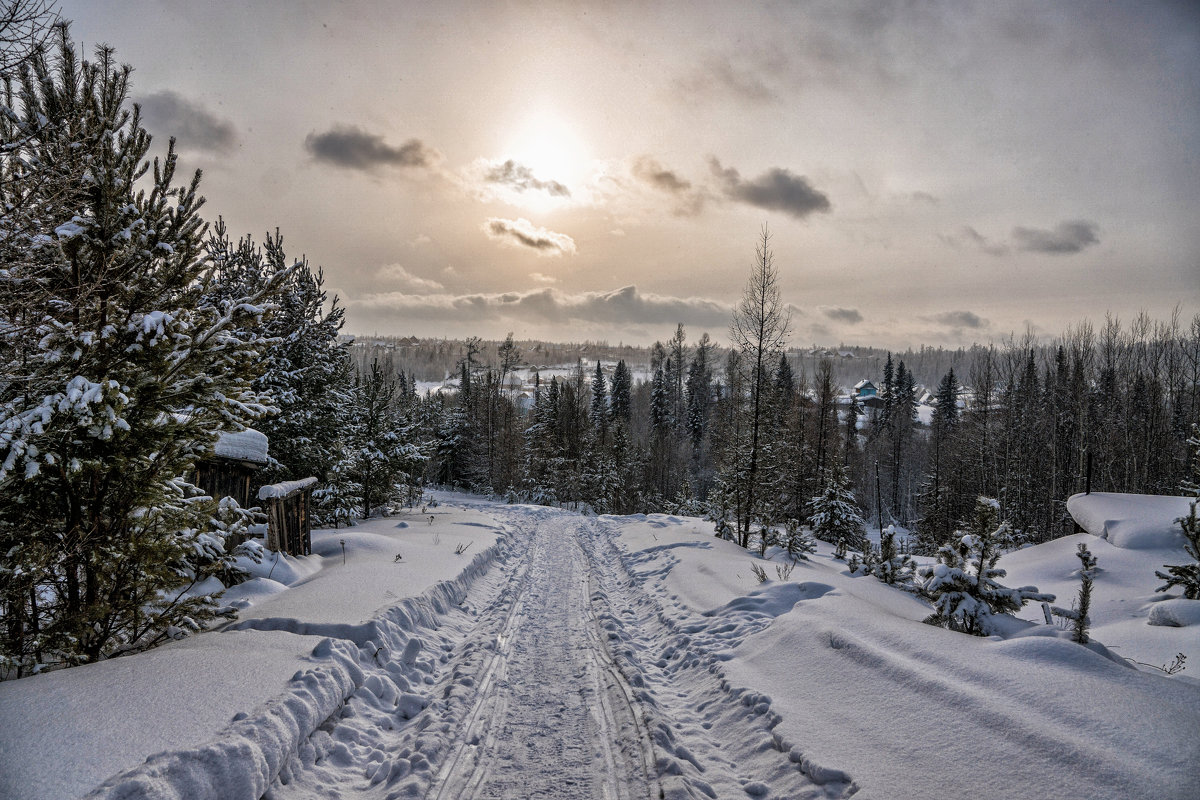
[261,505,837,800]
[424,513,655,800]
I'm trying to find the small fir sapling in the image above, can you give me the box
[918,497,1054,636]
[782,519,817,562]
[871,525,916,586]
[1052,543,1097,644]
[833,537,848,560]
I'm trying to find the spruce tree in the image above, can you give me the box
[807,461,866,550]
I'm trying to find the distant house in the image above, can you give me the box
[195,428,269,508]
[853,379,877,398]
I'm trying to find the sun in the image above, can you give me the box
[497,110,590,211]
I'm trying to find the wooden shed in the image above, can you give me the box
[195,428,269,507]
[258,477,318,557]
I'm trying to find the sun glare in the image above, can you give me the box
[498,110,590,212]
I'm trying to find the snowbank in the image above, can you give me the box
[1148,598,1200,628]
[0,499,505,800]
[1066,492,1193,549]
[605,511,1200,800]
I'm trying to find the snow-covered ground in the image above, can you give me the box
[1,492,1197,799]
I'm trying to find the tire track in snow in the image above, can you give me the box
[423,509,656,800]
[582,515,858,800]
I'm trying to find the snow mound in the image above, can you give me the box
[1065,492,1192,549]
[213,428,268,464]
[1147,598,1200,628]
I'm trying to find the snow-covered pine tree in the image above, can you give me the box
[918,497,1054,636]
[341,359,423,518]
[1155,425,1200,599]
[205,224,353,487]
[914,368,964,555]
[0,29,290,671]
[807,461,867,550]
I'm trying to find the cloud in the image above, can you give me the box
[819,306,863,324]
[482,218,577,256]
[376,264,444,293]
[925,310,988,329]
[304,126,439,171]
[529,272,558,284]
[709,158,831,219]
[137,91,236,153]
[344,285,732,330]
[631,156,707,215]
[483,159,570,196]
[674,55,778,105]
[633,157,692,193]
[1012,220,1100,255]
[939,225,1009,256]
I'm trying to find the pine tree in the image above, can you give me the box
[0,29,290,670]
[1155,425,1200,599]
[919,498,1054,636]
[206,223,352,486]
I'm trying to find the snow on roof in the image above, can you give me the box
[213,428,268,465]
[853,379,875,390]
[257,477,318,500]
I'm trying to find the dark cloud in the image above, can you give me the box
[632,157,692,193]
[484,159,570,196]
[1013,220,1100,255]
[346,285,731,330]
[709,158,831,219]
[137,91,236,153]
[304,126,439,171]
[482,217,576,256]
[926,310,988,329]
[819,306,863,324]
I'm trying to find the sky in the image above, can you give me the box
[56,0,1200,349]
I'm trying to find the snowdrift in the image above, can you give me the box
[1066,492,1193,549]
